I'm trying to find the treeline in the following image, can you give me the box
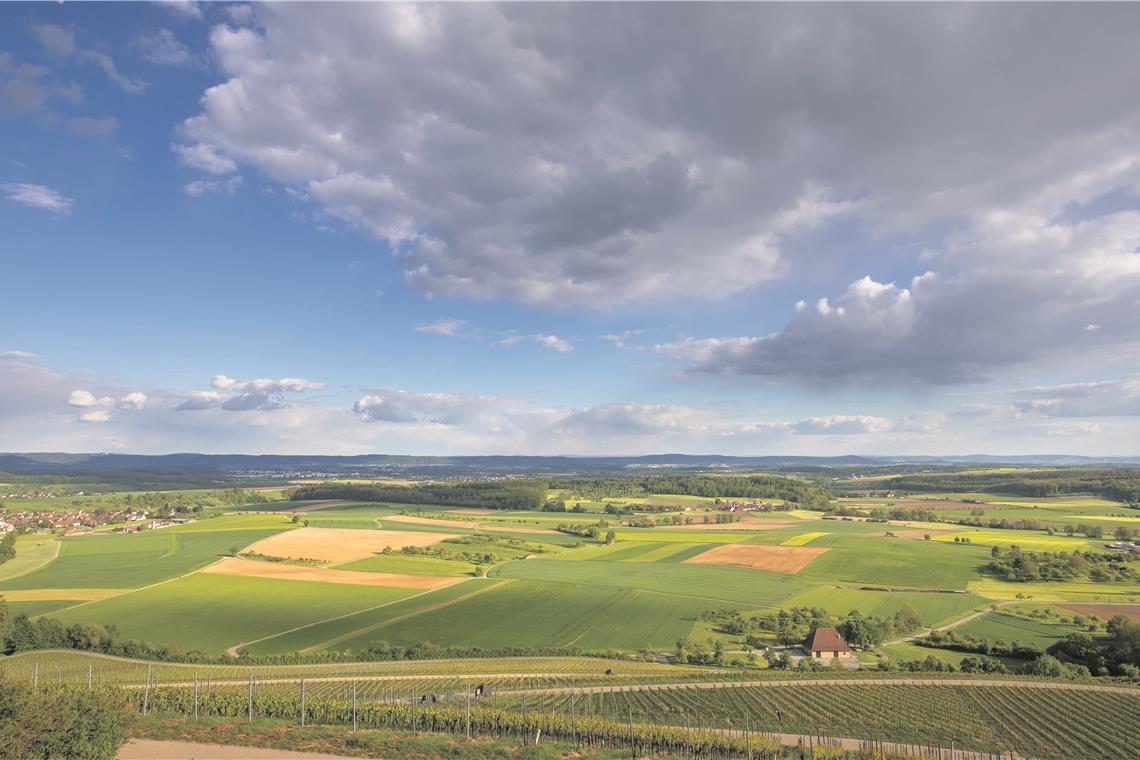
[867,505,1135,540]
[1047,616,1140,677]
[849,469,1140,505]
[0,532,15,565]
[552,475,830,508]
[291,481,547,510]
[985,546,1136,583]
[917,615,1140,678]
[701,606,923,651]
[0,680,130,760]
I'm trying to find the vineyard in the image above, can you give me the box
[116,680,1140,760]
[487,682,1140,760]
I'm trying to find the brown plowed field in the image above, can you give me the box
[242,527,448,563]
[202,557,464,589]
[1061,603,1140,622]
[684,543,827,573]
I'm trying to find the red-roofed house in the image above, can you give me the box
[803,627,852,660]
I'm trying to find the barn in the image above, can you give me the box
[803,626,853,660]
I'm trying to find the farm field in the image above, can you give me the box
[0,535,60,582]
[952,611,1076,649]
[496,682,1140,760]
[0,523,289,591]
[46,573,421,653]
[335,553,478,576]
[778,586,986,627]
[268,578,739,653]
[968,578,1140,603]
[794,534,989,589]
[492,558,810,606]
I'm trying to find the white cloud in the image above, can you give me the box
[117,392,147,410]
[174,4,1140,310]
[211,374,324,394]
[183,176,242,197]
[661,210,1140,384]
[494,334,573,352]
[156,1,204,21]
[534,334,573,353]
[1013,376,1140,417]
[32,23,146,94]
[173,391,222,410]
[68,390,112,408]
[0,350,41,362]
[78,409,111,423]
[137,28,193,67]
[174,142,237,174]
[414,318,465,337]
[791,415,894,435]
[1,183,73,215]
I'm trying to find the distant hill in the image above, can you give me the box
[0,451,1136,478]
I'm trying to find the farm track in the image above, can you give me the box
[500,676,1140,697]
[883,601,1010,646]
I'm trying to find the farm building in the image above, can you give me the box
[803,627,853,660]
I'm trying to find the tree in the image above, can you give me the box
[0,681,130,759]
[893,604,923,635]
[604,529,616,545]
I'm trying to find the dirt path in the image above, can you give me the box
[500,676,1140,697]
[883,602,1009,647]
[117,739,358,759]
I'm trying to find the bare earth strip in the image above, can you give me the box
[476,523,561,535]
[448,508,497,516]
[387,513,475,529]
[890,529,956,539]
[656,519,801,531]
[684,544,828,573]
[202,557,465,590]
[243,527,448,563]
[1061,603,1140,622]
[0,588,126,602]
[118,740,358,759]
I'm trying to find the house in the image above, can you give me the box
[803,627,853,660]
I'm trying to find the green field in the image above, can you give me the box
[779,586,986,626]
[796,534,988,589]
[336,553,477,576]
[48,573,418,653]
[493,558,809,606]
[953,611,1074,649]
[0,525,288,591]
[0,536,60,582]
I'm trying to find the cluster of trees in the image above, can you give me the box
[850,469,1140,506]
[1047,616,1140,677]
[918,629,1044,660]
[702,605,923,650]
[0,679,130,760]
[0,532,15,565]
[292,481,547,510]
[986,546,1137,582]
[555,522,615,543]
[551,475,830,508]
[867,505,1136,540]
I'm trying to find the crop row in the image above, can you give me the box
[486,684,1139,760]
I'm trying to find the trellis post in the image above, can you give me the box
[352,681,358,732]
[300,678,306,726]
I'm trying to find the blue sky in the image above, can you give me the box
[3,2,1140,455]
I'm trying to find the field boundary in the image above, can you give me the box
[296,578,508,654]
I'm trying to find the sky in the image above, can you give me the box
[2,1,1140,457]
